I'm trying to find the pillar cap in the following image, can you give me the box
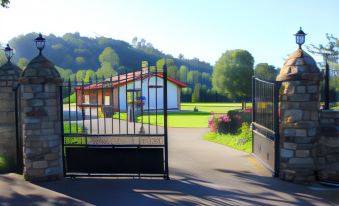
[0,61,22,79]
[21,54,60,79]
[276,49,322,81]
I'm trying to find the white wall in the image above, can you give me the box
[118,76,179,111]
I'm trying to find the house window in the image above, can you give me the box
[84,95,90,104]
[104,96,110,105]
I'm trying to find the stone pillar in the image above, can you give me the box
[276,49,322,183]
[316,110,339,182]
[19,54,63,181]
[0,62,21,172]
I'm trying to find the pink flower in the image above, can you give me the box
[218,115,231,123]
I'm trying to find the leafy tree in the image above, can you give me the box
[212,49,254,100]
[76,70,86,82]
[201,72,211,86]
[156,58,177,78]
[75,57,86,65]
[132,37,138,47]
[178,65,188,82]
[0,50,7,66]
[84,69,96,83]
[56,66,73,81]
[17,58,29,69]
[254,63,278,81]
[187,70,201,85]
[1,0,10,7]
[191,84,201,102]
[99,47,119,68]
[96,62,117,79]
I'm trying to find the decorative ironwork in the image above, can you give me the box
[252,76,281,177]
[61,65,169,179]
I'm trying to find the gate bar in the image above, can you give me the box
[163,64,169,180]
[274,81,281,177]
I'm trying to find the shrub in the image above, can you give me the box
[208,109,252,134]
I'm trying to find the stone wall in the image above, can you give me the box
[0,62,22,172]
[316,110,339,182]
[279,80,320,183]
[20,80,63,181]
[0,80,18,172]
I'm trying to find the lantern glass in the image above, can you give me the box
[294,27,306,48]
[4,44,13,61]
[296,35,305,45]
[34,33,46,53]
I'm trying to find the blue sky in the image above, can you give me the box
[0,0,338,67]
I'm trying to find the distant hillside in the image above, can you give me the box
[9,32,212,73]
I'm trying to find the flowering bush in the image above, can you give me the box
[208,113,239,134]
[208,109,252,134]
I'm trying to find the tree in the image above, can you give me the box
[132,37,138,47]
[99,47,119,68]
[178,65,188,82]
[17,58,29,69]
[0,51,6,65]
[96,62,117,79]
[156,58,177,78]
[178,54,184,59]
[254,63,278,81]
[84,69,96,83]
[191,84,201,102]
[1,0,10,7]
[76,70,86,82]
[212,49,254,100]
[75,56,86,65]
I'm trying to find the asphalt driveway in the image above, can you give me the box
[1,128,338,205]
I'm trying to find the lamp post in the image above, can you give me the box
[294,27,306,49]
[4,44,14,62]
[34,33,46,55]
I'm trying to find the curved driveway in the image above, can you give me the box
[35,128,339,205]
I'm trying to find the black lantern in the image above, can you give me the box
[4,44,14,62]
[34,33,46,54]
[294,27,306,49]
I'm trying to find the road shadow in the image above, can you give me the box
[0,174,86,206]
[36,171,335,206]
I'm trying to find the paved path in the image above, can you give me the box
[1,128,338,205]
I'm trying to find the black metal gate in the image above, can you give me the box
[61,65,169,179]
[252,77,281,177]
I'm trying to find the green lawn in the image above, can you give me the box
[204,132,252,153]
[204,122,252,153]
[66,103,244,128]
[111,103,243,128]
[180,102,242,113]
[138,111,211,128]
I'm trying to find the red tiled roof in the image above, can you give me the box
[76,71,187,90]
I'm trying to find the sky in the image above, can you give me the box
[0,0,338,67]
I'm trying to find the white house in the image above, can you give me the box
[77,70,187,112]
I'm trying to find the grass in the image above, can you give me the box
[110,103,243,128]
[204,132,252,153]
[65,102,244,128]
[138,111,211,128]
[204,123,252,153]
[63,123,85,145]
[181,102,242,113]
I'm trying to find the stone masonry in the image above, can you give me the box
[316,110,339,182]
[19,54,63,181]
[0,62,22,172]
[277,49,323,183]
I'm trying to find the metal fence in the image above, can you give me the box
[61,66,169,179]
[252,76,281,176]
